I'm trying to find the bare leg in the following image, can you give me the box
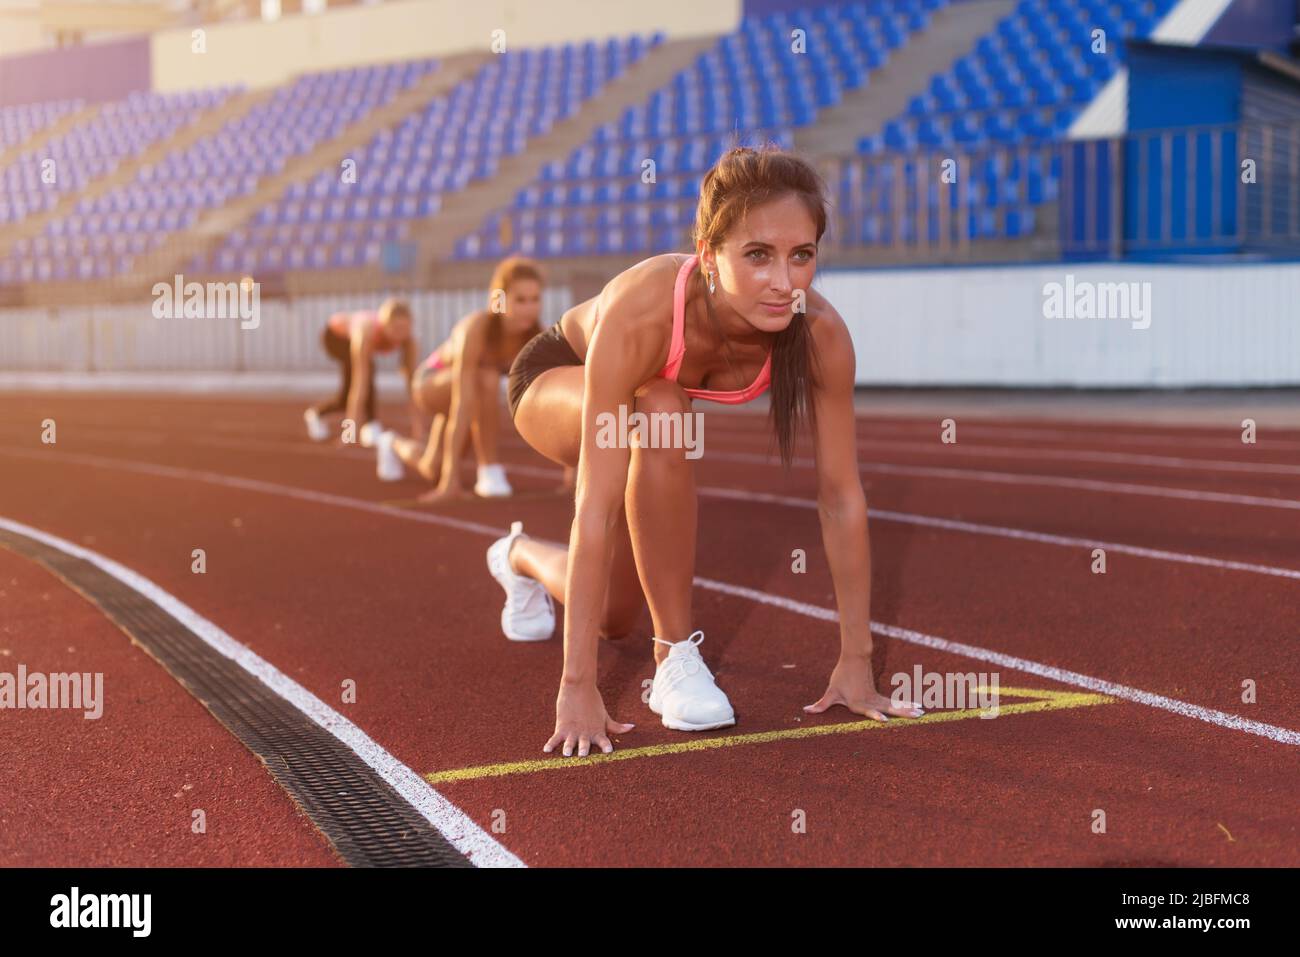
[392,414,446,482]
[470,367,503,468]
[511,368,693,652]
[511,504,642,640]
[622,379,696,663]
[395,368,453,482]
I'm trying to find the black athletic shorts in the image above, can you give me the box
[507,322,583,421]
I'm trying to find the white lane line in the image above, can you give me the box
[119,432,1300,508]
[705,448,1300,512]
[704,418,1300,452]
[499,460,1300,582]
[15,437,1299,581]
[700,487,1300,581]
[687,430,1300,476]
[3,445,1296,749]
[9,415,1300,455]
[0,447,504,536]
[11,421,1300,512]
[505,436,1300,508]
[0,512,524,868]
[80,441,1300,582]
[849,438,1300,477]
[696,577,1300,747]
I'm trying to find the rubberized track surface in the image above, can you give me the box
[1,393,1297,866]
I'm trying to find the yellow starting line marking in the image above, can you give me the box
[425,686,1115,785]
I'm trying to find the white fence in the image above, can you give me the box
[0,286,576,372]
[819,260,1300,387]
[2,262,1298,386]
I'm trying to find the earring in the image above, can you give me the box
[707,270,716,294]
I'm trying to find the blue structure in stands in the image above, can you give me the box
[453,0,1186,261]
[1120,41,1300,256]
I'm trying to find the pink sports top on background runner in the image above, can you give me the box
[660,254,772,403]
[419,342,512,375]
[327,310,400,354]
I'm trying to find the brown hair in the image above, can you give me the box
[378,297,412,324]
[485,255,545,356]
[692,143,827,469]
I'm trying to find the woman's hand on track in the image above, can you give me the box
[544,681,634,757]
[804,656,925,721]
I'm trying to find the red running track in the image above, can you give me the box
[0,393,1296,866]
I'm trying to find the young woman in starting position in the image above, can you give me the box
[485,146,924,758]
[373,256,563,500]
[305,298,416,446]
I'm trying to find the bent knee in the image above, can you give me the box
[633,376,691,417]
[630,378,697,464]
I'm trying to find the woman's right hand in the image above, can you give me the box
[544,681,634,757]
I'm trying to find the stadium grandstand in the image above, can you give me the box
[1,0,1298,381]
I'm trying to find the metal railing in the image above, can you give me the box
[815,121,1300,264]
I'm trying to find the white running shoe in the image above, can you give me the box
[648,631,736,731]
[474,463,513,498]
[486,521,555,641]
[375,430,404,482]
[359,420,383,448]
[303,408,329,442]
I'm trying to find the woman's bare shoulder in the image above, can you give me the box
[804,287,855,383]
[597,253,688,326]
[572,253,689,379]
[804,287,849,338]
[449,308,494,341]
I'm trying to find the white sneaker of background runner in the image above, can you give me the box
[474,463,513,497]
[359,421,383,448]
[375,430,403,482]
[303,408,329,442]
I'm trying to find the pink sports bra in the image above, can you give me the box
[421,350,508,373]
[420,321,517,375]
[328,310,399,354]
[656,254,772,403]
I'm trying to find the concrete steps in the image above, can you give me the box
[411,35,720,271]
[794,0,1016,157]
[128,50,494,284]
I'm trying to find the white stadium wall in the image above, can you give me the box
[817,261,1300,388]
[0,285,574,373]
[0,17,45,59]
[1,262,1296,385]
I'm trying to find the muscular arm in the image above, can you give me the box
[399,337,420,436]
[399,337,417,391]
[437,313,488,492]
[810,309,873,661]
[345,321,373,429]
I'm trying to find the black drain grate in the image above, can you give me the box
[0,528,475,868]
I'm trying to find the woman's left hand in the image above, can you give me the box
[804,655,925,721]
